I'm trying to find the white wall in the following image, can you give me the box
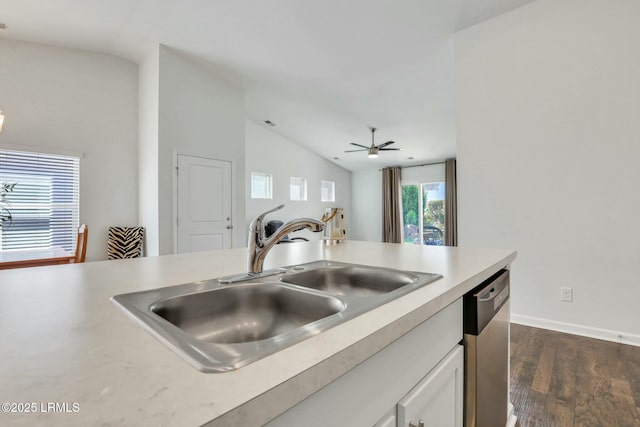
[157,46,246,254]
[138,46,160,256]
[455,0,640,341]
[350,169,382,242]
[245,120,351,241]
[0,39,138,261]
[401,164,445,185]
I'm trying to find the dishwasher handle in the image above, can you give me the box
[478,283,505,304]
[478,285,502,302]
[463,269,510,335]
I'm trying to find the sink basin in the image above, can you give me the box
[111,261,442,372]
[151,283,345,344]
[281,263,418,296]
[112,282,346,372]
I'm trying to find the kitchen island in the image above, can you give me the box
[0,241,516,426]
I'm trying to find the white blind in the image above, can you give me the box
[0,149,80,252]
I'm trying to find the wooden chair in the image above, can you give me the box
[74,224,88,263]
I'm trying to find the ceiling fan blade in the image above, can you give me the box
[376,141,395,149]
[350,143,369,149]
[344,149,368,153]
[379,148,403,151]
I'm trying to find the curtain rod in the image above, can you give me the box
[378,160,446,171]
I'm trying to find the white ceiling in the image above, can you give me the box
[0,0,536,171]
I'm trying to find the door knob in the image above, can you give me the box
[226,225,233,229]
[409,421,425,427]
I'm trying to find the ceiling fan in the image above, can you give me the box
[344,127,402,158]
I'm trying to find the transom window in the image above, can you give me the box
[320,180,335,202]
[290,177,307,201]
[251,172,273,199]
[0,149,80,252]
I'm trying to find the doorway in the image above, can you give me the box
[176,154,232,253]
[401,181,446,246]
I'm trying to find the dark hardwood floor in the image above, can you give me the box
[511,323,640,427]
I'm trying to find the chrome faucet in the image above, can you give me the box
[248,204,324,274]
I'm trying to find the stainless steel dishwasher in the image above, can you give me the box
[463,269,510,427]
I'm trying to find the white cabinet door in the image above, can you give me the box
[397,345,464,427]
[374,409,396,427]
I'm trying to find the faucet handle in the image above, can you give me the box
[250,204,285,231]
[248,204,285,250]
[256,204,284,222]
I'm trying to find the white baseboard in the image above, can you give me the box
[506,402,517,427]
[511,314,640,347]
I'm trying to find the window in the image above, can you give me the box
[0,149,80,252]
[251,172,272,199]
[320,180,335,202]
[401,182,445,246]
[289,177,307,201]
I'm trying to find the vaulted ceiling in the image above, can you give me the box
[0,0,536,170]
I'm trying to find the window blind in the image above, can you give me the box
[0,149,80,252]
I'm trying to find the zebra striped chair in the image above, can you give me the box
[108,226,144,260]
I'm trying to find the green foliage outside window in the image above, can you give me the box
[402,185,419,226]
[425,199,445,230]
[405,209,417,227]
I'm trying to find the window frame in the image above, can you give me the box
[400,181,446,246]
[250,172,273,199]
[289,176,308,201]
[320,180,336,202]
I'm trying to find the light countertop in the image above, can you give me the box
[0,241,516,426]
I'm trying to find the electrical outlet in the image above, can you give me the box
[561,287,573,302]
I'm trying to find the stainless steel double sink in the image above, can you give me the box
[111,261,442,372]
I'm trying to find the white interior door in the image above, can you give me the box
[177,155,232,253]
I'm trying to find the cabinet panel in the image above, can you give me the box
[374,409,397,427]
[267,300,462,427]
[397,345,464,427]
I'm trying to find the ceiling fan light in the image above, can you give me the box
[368,147,379,158]
[368,153,378,159]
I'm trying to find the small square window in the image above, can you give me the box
[290,177,307,201]
[320,180,335,202]
[251,172,273,199]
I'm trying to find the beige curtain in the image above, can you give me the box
[445,158,458,246]
[382,167,402,243]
